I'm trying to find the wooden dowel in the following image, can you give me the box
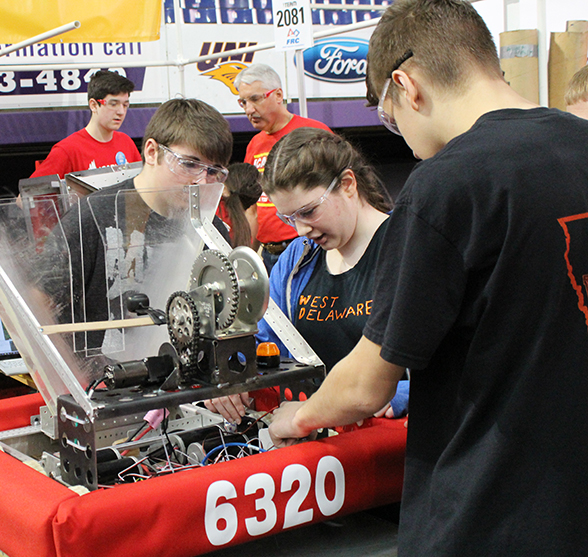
[39,316,156,335]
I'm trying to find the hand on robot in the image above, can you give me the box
[204,392,255,425]
[268,401,318,448]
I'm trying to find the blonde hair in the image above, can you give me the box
[565,65,588,106]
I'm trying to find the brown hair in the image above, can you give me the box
[223,163,262,247]
[263,127,391,213]
[141,98,232,166]
[87,70,135,102]
[366,0,502,106]
[565,65,588,106]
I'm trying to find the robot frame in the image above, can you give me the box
[0,171,326,491]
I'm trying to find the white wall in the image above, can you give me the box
[474,0,588,39]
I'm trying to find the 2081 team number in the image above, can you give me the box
[275,7,305,27]
[205,455,345,546]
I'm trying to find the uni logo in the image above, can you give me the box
[198,42,258,94]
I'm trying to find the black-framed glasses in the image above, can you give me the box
[237,88,278,109]
[276,173,341,227]
[159,145,229,183]
[377,49,414,136]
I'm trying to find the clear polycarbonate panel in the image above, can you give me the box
[0,180,223,415]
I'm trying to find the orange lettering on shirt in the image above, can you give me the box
[320,296,330,309]
[325,310,335,321]
[357,303,364,316]
[330,296,339,307]
[366,299,372,315]
[298,307,306,320]
[335,309,347,319]
[310,296,320,308]
[299,295,312,306]
[347,306,356,317]
[307,309,317,321]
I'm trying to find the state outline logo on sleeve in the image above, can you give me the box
[558,211,588,330]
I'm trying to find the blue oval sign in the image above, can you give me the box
[302,38,369,83]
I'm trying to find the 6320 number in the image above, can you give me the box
[205,455,345,546]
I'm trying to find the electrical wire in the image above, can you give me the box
[201,442,266,465]
[120,425,153,457]
[86,375,108,398]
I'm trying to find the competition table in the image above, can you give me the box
[0,393,406,557]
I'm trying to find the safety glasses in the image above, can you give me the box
[159,145,229,183]
[377,49,414,136]
[276,173,340,227]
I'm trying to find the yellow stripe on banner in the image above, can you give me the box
[0,0,162,43]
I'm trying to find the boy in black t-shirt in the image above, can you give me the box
[38,99,233,355]
[269,1,588,555]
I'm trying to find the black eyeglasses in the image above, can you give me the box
[377,49,414,135]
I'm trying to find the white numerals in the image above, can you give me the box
[0,72,16,93]
[316,455,345,516]
[244,473,277,536]
[282,464,313,528]
[204,480,238,546]
[205,456,346,547]
[36,70,58,91]
[60,70,81,91]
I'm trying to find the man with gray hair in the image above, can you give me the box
[235,63,331,272]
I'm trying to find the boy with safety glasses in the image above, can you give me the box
[30,70,141,179]
[36,98,233,354]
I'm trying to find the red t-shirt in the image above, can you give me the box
[244,114,331,244]
[31,128,142,179]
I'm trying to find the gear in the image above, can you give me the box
[228,246,269,325]
[166,291,200,368]
[190,249,239,331]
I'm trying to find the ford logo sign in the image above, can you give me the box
[302,38,369,83]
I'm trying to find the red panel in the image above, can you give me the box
[53,419,406,557]
[0,392,44,431]
[0,390,406,557]
[0,452,77,557]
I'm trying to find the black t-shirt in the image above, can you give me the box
[295,219,388,371]
[365,108,588,555]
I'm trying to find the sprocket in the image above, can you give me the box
[189,249,240,331]
[166,291,200,368]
